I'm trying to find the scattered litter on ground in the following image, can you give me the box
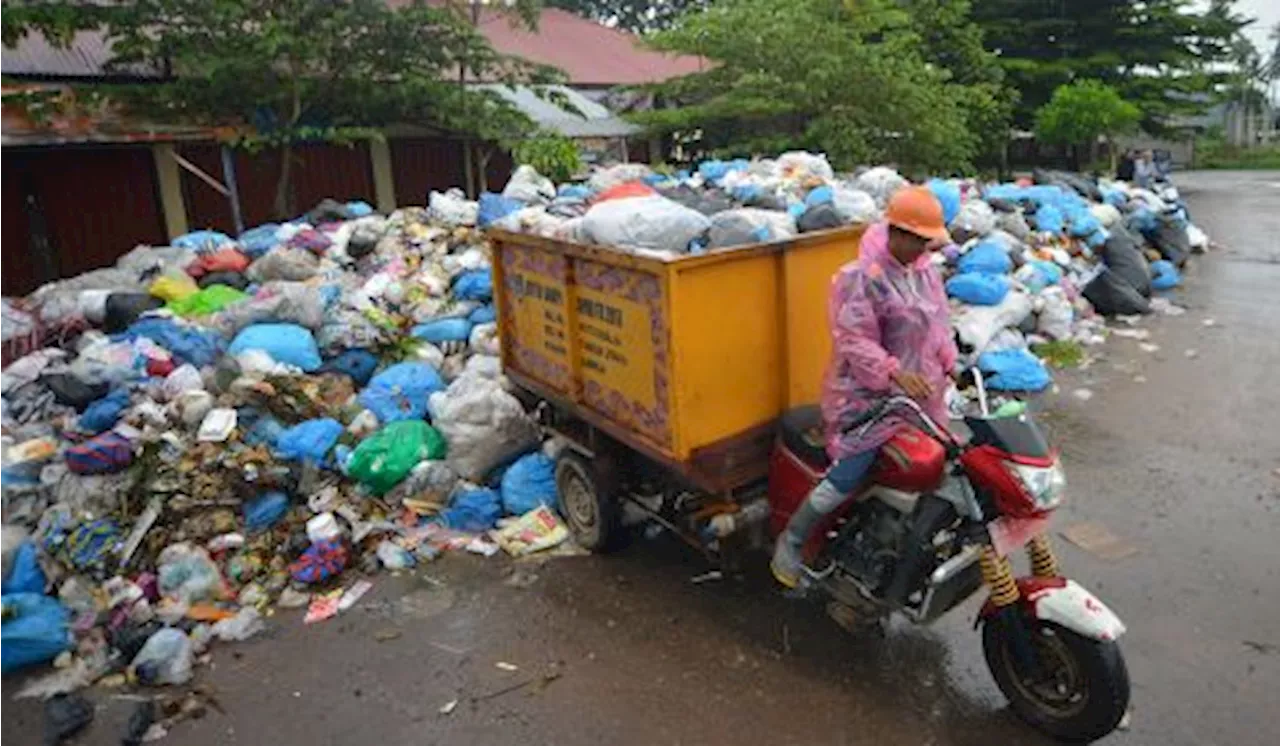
[1072,388,1095,402]
[1139,343,1161,354]
[691,570,724,584]
[1184,349,1199,359]
[1060,521,1139,560]
[495,661,519,672]
[438,698,458,715]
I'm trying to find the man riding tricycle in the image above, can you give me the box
[489,187,1129,743]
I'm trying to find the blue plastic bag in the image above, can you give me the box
[2,543,46,594]
[1149,259,1181,290]
[957,239,1012,276]
[558,184,592,200]
[1127,208,1158,237]
[173,230,232,252]
[411,318,473,345]
[1035,204,1065,235]
[228,323,322,372]
[804,185,834,207]
[1,593,71,673]
[927,179,961,225]
[946,273,1011,306]
[698,159,747,183]
[358,362,444,423]
[117,318,224,367]
[241,412,285,447]
[977,349,1052,392]
[276,418,343,465]
[440,488,502,532]
[1102,189,1127,208]
[477,192,524,228]
[244,491,290,533]
[238,224,280,258]
[79,388,131,433]
[318,349,379,386]
[500,453,558,515]
[345,200,374,217]
[452,269,493,302]
[469,305,497,325]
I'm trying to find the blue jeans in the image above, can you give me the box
[811,449,878,513]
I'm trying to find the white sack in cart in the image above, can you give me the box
[428,189,478,227]
[428,373,540,481]
[502,165,556,205]
[580,196,710,255]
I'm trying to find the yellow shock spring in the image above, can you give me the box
[1027,533,1060,578]
[980,546,1020,608]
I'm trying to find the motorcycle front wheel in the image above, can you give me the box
[982,618,1130,743]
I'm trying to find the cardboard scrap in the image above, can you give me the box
[1060,521,1138,561]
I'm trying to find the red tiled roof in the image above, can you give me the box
[2,7,703,87]
[472,7,704,86]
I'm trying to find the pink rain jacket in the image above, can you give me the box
[822,222,957,460]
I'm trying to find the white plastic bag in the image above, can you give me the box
[855,167,907,207]
[953,291,1033,353]
[580,196,711,255]
[131,628,194,685]
[951,199,996,238]
[212,607,264,642]
[831,187,878,224]
[502,165,556,205]
[428,189,478,227]
[1037,287,1074,340]
[428,373,540,481]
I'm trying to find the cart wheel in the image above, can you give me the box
[555,451,618,552]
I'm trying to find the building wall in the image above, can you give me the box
[2,145,167,296]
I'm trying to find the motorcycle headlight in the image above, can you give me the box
[1007,460,1066,511]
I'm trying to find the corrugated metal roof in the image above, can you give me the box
[475,84,640,138]
[3,7,703,86]
[0,30,148,78]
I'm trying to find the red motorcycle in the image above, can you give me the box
[767,379,1130,742]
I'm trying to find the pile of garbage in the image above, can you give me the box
[1,198,570,702]
[459,152,882,256]
[476,156,1209,395]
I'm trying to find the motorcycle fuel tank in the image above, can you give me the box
[870,426,946,492]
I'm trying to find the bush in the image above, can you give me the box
[1194,138,1280,170]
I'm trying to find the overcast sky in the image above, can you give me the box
[1227,0,1277,54]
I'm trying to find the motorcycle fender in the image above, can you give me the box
[979,577,1127,642]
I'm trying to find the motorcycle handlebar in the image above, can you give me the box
[845,395,956,448]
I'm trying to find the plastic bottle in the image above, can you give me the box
[706,500,771,538]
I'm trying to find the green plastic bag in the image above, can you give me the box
[347,420,446,495]
[166,285,247,318]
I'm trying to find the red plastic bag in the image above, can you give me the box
[593,182,656,203]
[186,248,250,278]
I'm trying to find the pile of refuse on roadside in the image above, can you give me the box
[479,154,1210,396]
[0,151,1211,709]
[1,198,570,704]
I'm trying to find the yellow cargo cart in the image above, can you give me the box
[488,226,864,550]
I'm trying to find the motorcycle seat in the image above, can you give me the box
[780,405,830,470]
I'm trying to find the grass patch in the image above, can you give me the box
[1031,340,1085,369]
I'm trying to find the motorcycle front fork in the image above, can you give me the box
[981,533,1061,668]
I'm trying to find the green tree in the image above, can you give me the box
[635,0,1001,173]
[547,1,706,33]
[973,0,1248,131]
[1034,80,1140,170]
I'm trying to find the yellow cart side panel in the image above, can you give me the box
[669,252,783,459]
[571,257,676,453]
[781,227,864,408]
[494,242,575,396]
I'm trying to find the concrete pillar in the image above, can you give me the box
[152,143,188,239]
[369,138,397,213]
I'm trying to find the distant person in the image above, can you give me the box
[1134,149,1156,189]
[1116,149,1136,182]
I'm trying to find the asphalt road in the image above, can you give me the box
[5,171,1279,746]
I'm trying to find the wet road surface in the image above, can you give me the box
[5,171,1279,745]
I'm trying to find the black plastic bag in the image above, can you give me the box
[304,198,353,225]
[103,293,164,334]
[43,694,94,745]
[1083,268,1151,316]
[197,271,248,290]
[1149,214,1191,267]
[1100,228,1152,298]
[346,228,381,259]
[656,184,734,216]
[41,374,109,411]
[798,203,843,232]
